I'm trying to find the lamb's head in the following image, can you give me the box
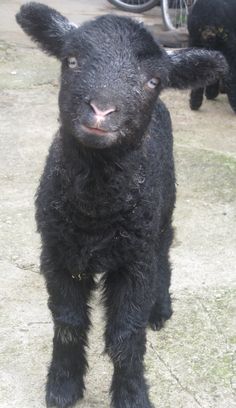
[16,2,228,149]
[57,15,171,149]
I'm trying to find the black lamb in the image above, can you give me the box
[16,3,227,408]
[188,0,236,112]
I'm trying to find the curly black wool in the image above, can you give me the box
[16,3,228,407]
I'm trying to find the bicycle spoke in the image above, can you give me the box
[162,0,196,31]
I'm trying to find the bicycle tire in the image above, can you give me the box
[107,0,160,13]
[162,0,196,31]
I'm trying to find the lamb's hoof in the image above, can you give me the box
[205,86,219,100]
[149,317,166,331]
[149,303,172,331]
[112,390,153,408]
[46,371,84,408]
[226,93,236,113]
[190,89,203,111]
[205,92,218,100]
[190,101,202,111]
[112,402,153,408]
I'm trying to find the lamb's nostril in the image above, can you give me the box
[90,101,116,117]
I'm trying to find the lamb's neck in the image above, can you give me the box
[60,130,146,218]
[61,129,144,180]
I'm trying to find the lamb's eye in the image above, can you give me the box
[68,57,78,69]
[147,78,160,89]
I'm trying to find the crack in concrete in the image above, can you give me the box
[14,262,39,274]
[27,321,51,326]
[147,340,204,408]
[0,258,40,274]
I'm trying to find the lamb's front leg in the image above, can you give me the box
[103,268,155,408]
[42,254,95,408]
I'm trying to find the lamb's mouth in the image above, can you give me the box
[77,124,119,148]
[81,125,113,137]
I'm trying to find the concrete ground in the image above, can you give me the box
[0,1,235,408]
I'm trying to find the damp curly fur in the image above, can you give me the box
[188,0,236,112]
[16,3,228,408]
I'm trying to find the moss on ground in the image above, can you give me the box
[146,287,236,408]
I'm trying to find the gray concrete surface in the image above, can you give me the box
[0,1,235,408]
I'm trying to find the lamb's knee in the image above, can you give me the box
[105,328,146,366]
[49,301,90,342]
[54,323,87,346]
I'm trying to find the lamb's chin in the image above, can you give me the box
[75,126,119,149]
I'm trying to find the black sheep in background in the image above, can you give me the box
[16,3,227,408]
[188,0,236,112]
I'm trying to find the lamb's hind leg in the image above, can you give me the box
[42,250,95,408]
[149,225,173,331]
[190,87,204,110]
[149,286,172,331]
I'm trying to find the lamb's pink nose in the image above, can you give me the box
[90,101,116,118]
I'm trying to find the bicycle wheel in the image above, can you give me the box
[107,0,160,13]
[162,0,196,31]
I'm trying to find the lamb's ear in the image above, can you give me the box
[167,48,228,89]
[16,2,77,58]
